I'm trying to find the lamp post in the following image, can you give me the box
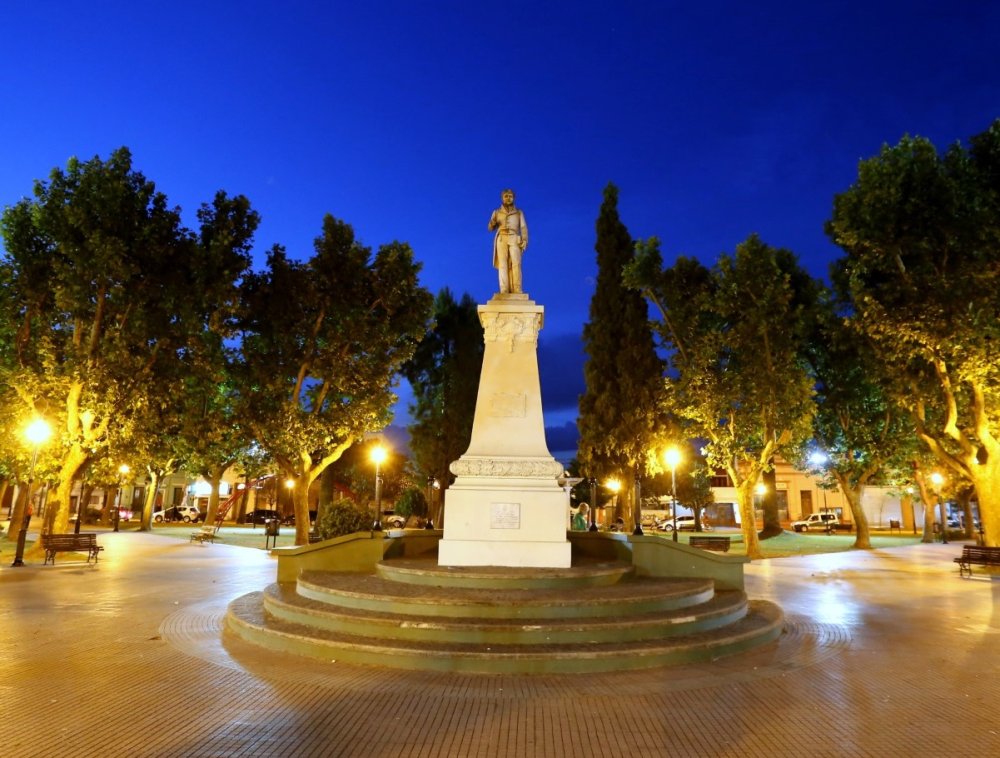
[930,472,946,544]
[12,418,52,568]
[370,444,388,532]
[425,476,437,529]
[906,486,917,535]
[588,478,598,531]
[632,467,643,536]
[663,447,681,543]
[606,479,621,530]
[114,464,130,532]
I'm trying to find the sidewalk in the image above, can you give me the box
[1,531,997,757]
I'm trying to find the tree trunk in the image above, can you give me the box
[834,474,872,549]
[23,447,89,558]
[967,453,1000,547]
[735,479,763,559]
[139,471,161,531]
[203,467,225,524]
[913,467,936,544]
[5,482,29,542]
[759,465,782,539]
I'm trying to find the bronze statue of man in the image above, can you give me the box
[488,188,528,294]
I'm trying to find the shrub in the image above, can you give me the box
[394,487,428,520]
[316,499,371,540]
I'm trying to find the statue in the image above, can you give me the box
[488,188,528,294]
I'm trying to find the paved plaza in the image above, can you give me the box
[1,530,997,757]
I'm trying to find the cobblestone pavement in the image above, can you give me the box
[1,531,997,757]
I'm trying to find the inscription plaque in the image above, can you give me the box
[490,502,521,530]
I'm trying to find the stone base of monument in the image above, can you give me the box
[225,532,783,675]
[437,469,571,568]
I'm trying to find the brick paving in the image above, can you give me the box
[1,530,997,757]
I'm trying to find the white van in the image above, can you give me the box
[791,512,839,532]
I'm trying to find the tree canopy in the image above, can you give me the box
[827,119,1000,546]
[626,234,817,557]
[577,183,665,528]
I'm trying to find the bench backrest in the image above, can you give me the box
[961,546,1000,559]
[42,534,96,547]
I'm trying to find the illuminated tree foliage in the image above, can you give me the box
[236,216,432,545]
[827,119,1000,547]
[0,149,254,543]
[801,292,917,548]
[626,235,817,558]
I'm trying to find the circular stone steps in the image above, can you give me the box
[225,557,783,674]
[261,581,750,644]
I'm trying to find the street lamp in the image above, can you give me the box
[425,476,438,529]
[606,478,621,530]
[632,466,644,536]
[12,418,52,567]
[930,472,946,544]
[370,444,388,532]
[114,464,130,532]
[588,477,598,532]
[664,447,681,542]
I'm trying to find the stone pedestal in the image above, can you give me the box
[438,294,571,568]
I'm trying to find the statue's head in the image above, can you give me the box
[501,189,515,206]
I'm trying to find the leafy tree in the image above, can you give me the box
[801,291,918,548]
[626,235,817,558]
[578,184,665,529]
[0,149,248,545]
[827,120,1000,546]
[401,288,483,524]
[236,216,432,545]
[394,487,428,522]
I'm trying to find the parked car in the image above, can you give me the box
[244,509,281,525]
[153,504,202,523]
[791,513,840,532]
[654,515,711,532]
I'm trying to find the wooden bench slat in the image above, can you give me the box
[41,533,103,565]
[954,545,1000,577]
[689,536,731,553]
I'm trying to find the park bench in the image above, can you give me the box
[953,545,1000,578]
[889,519,901,533]
[41,533,104,565]
[824,522,854,534]
[190,526,217,544]
[688,535,731,552]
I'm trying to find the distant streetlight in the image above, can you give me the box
[425,476,438,530]
[12,418,52,567]
[930,472,946,544]
[114,464,130,533]
[370,444,388,532]
[808,450,828,467]
[588,477,598,532]
[633,466,644,537]
[606,478,621,530]
[664,447,681,542]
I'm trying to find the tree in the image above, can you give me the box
[626,234,817,558]
[827,120,1000,546]
[0,149,249,544]
[401,288,483,525]
[577,184,665,529]
[236,215,432,545]
[801,291,918,549]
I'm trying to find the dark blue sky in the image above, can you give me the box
[4,1,998,461]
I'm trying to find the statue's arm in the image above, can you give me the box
[488,209,500,231]
[519,212,528,250]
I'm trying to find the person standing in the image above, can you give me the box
[488,188,528,294]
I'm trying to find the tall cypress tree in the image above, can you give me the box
[578,183,664,527]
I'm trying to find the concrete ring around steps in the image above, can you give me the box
[161,597,850,688]
[222,591,786,675]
